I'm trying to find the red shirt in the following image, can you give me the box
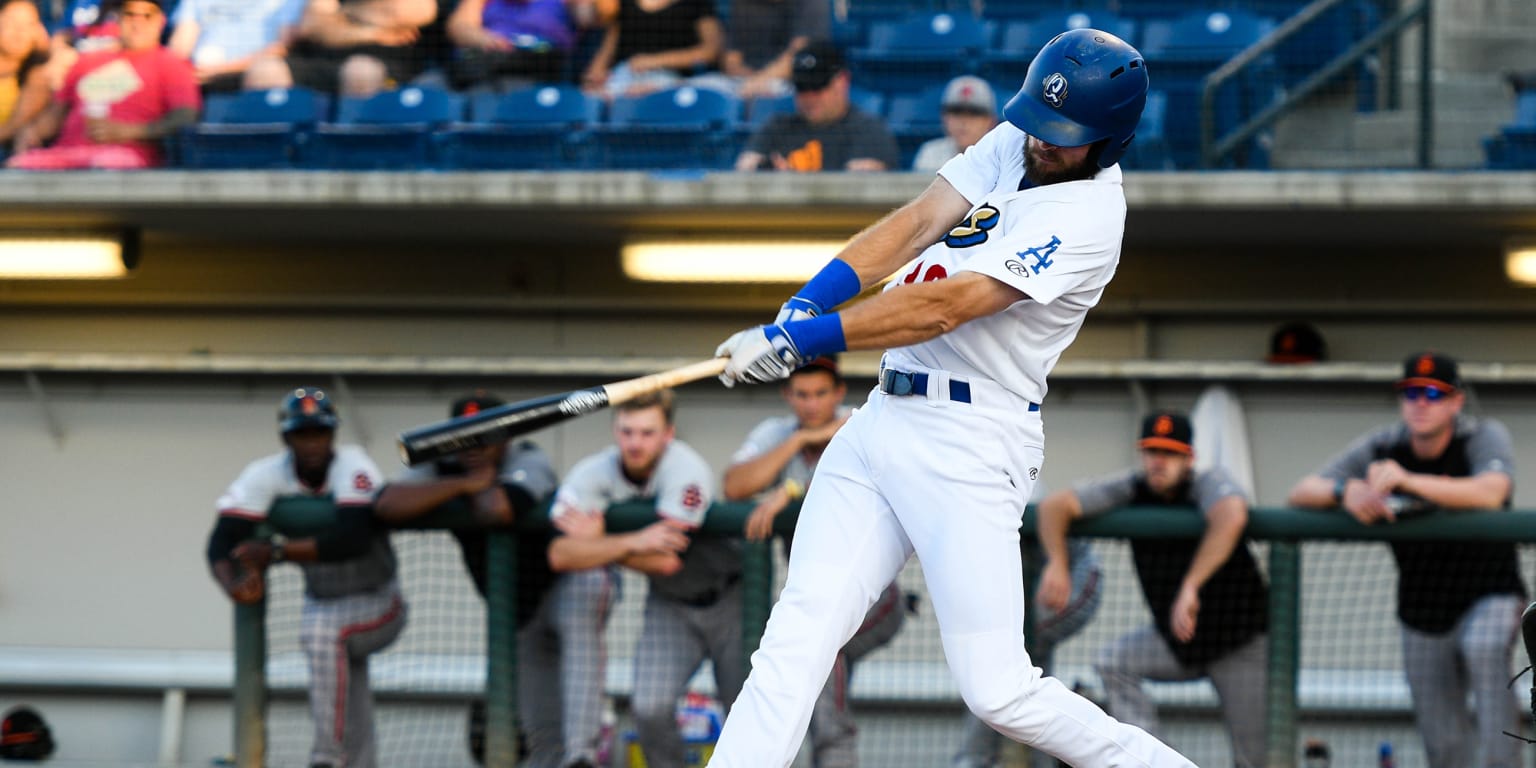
[57,46,200,165]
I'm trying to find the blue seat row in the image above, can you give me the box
[1484,92,1536,170]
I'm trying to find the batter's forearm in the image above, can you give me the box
[837,272,1023,351]
[833,177,972,285]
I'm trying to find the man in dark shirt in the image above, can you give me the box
[734,39,898,172]
[1289,351,1524,768]
[1038,411,1269,768]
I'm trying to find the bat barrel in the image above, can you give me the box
[397,388,609,465]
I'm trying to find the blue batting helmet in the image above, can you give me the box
[278,386,339,434]
[1003,28,1149,167]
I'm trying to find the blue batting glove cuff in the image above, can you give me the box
[779,313,847,360]
[793,258,861,315]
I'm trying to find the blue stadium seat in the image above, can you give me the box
[1485,92,1536,169]
[1140,10,1278,168]
[179,88,325,169]
[849,12,990,96]
[439,85,601,170]
[885,86,946,169]
[1118,89,1172,170]
[593,86,742,170]
[848,86,886,119]
[304,86,462,170]
[980,10,1136,92]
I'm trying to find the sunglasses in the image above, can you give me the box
[1400,385,1452,403]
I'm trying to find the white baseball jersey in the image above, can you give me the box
[881,121,1126,404]
[555,440,740,603]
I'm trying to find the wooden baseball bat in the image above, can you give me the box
[397,358,728,465]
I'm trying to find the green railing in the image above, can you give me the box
[235,499,1536,768]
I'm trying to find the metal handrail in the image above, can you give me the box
[1201,0,1431,168]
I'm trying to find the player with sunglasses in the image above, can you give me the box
[1288,351,1525,768]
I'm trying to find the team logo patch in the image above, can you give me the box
[353,472,374,492]
[1017,236,1061,275]
[1029,467,1039,480]
[1043,73,1068,108]
[1004,260,1030,278]
[1153,415,1175,436]
[1415,355,1435,376]
[681,484,704,511]
[944,205,1000,248]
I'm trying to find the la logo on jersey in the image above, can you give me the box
[1004,236,1061,278]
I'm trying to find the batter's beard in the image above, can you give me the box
[1024,143,1100,186]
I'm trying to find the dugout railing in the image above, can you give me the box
[235,498,1536,768]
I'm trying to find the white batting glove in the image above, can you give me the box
[773,296,821,325]
[715,324,806,387]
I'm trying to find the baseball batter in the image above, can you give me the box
[205,387,405,768]
[710,29,1194,767]
[545,390,745,768]
[722,357,906,768]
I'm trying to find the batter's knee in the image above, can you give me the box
[954,662,1040,728]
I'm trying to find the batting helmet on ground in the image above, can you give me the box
[1003,27,1149,168]
[0,706,55,761]
[278,386,340,434]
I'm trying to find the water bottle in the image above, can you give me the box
[1302,739,1330,768]
[1378,741,1395,768]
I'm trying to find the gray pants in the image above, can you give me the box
[632,582,747,768]
[1096,627,1268,768]
[807,582,906,768]
[1401,593,1523,768]
[518,567,618,768]
[300,582,407,768]
[952,549,1102,768]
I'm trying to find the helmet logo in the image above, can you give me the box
[1043,73,1068,108]
[300,397,318,415]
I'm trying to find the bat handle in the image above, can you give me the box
[604,358,728,405]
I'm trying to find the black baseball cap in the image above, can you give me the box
[1138,411,1194,455]
[792,41,846,92]
[451,390,505,418]
[1266,321,1326,364]
[1397,351,1460,391]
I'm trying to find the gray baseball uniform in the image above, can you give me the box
[732,411,905,768]
[217,445,405,768]
[1076,465,1268,768]
[396,443,612,768]
[555,441,743,768]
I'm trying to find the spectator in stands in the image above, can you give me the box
[248,0,438,97]
[1040,411,1269,768]
[951,522,1102,768]
[580,0,721,99]
[0,0,51,151]
[719,0,826,99]
[206,386,405,768]
[167,0,307,93]
[735,40,898,172]
[444,0,603,91]
[1288,351,1524,768]
[547,389,745,768]
[911,75,997,174]
[6,0,198,170]
[45,0,123,87]
[372,392,582,767]
[722,356,906,768]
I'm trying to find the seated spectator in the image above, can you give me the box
[735,40,898,172]
[248,0,438,97]
[581,0,721,99]
[445,0,601,91]
[911,75,997,173]
[7,0,199,170]
[719,0,825,99]
[0,0,51,150]
[167,0,308,94]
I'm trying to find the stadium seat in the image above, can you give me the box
[848,86,886,119]
[439,85,602,170]
[179,87,325,169]
[980,10,1136,92]
[1140,10,1279,168]
[849,12,990,96]
[1484,92,1536,169]
[885,86,946,169]
[304,86,462,170]
[1119,89,1172,171]
[592,86,741,170]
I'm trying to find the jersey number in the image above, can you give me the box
[901,261,948,285]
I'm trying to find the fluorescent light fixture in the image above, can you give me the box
[1507,242,1536,286]
[623,239,848,283]
[0,233,136,279]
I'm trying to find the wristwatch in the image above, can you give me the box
[1332,477,1349,505]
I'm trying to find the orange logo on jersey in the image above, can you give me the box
[784,140,823,172]
[1415,355,1436,376]
[461,402,480,417]
[1153,415,1174,436]
[353,473,374,492]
